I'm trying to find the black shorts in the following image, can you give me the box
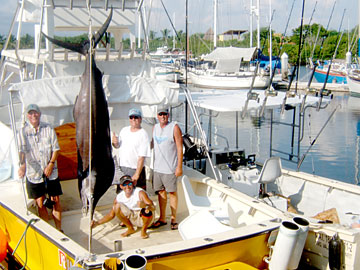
[26,178,63,199]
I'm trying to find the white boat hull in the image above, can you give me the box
[188,71,270,90]
[347,74,360,95]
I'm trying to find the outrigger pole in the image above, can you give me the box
[185,0,189,134]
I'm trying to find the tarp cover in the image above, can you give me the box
[9,74,179,126]
[203,47,257,62]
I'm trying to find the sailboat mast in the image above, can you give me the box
[257,0,260,49]
[269,0,272,78]
[250,0,253,47]
[173,12,176,50]
[358,0,360,61]
[214,0,217,48]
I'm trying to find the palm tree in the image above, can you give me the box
[149,30,156,41]
[161,28,170,46]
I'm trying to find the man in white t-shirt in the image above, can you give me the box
[112,108,150,191]
[91,175,155,239]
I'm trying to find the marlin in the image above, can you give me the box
[43,9,115,216]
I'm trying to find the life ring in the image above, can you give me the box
[0,228,7,262]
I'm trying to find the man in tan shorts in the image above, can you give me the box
[91,175,155,239]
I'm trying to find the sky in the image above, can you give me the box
[0,0,357,38]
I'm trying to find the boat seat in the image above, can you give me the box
[180,175,221,215]
[178,209,233,240]
[256,157,282,198]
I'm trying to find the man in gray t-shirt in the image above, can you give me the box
[151,108,183,230]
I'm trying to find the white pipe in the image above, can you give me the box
[267,221,300,270]
[289,217,310,269]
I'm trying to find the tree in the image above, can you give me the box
[160,28,170,45]
[149,30,156,41]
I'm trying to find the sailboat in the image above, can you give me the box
[188,47,271,89]
[187,0,271,90]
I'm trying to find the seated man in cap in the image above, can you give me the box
[91,175,155,239]
[112,108,150,191]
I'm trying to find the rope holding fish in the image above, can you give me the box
[86,0,95,258]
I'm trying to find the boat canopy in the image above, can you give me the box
[9,73,179,127]
[203,47,257,62]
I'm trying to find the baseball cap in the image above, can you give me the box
[157,107,169,114]
[119,175,133,185]
[128,108,142,117]
[26,104,41,114]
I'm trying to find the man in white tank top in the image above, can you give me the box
[91,175,155,239]
[151,108,183,230]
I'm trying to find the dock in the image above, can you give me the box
[273,81,349,92]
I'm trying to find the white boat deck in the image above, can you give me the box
[60,179,185,254]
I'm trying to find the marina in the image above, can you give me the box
[0,0,360,270]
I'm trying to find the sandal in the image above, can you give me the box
[151,220,167,228]
[171,222,178,230]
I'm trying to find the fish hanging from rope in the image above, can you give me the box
[42,9,115,216]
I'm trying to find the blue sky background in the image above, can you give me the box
[0,0,357,37]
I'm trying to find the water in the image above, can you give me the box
[177,66,360,185]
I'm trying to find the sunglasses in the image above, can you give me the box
[158,112,168,116]
[129,115,140,120]
[122,182,133,187]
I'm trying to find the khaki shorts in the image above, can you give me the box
[153,172,177,193]
[119,203,154,228]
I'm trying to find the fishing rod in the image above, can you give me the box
[265,0,297,83]
[316,8,346,111]
[297,105,340,170]
[255,0,302,118]
[280,0,306,114]
[350,25,359,57]
[265,0,310,94]
[241,60,260,119]
[301,1,337,112]
[308,0,336,76]
[260,9,275,53]
[243,0,296,119]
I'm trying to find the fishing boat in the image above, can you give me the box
[0,1,284,270]
[188,47,271,90]
[177,87,360,269]
[152,57,182,83]
[311,59,348,84]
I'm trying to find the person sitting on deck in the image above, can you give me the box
[91,175,155,239]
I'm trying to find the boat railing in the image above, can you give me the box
[183,87,219,181]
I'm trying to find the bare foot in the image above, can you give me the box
[121,228,136,237]
[141,230,149,239]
